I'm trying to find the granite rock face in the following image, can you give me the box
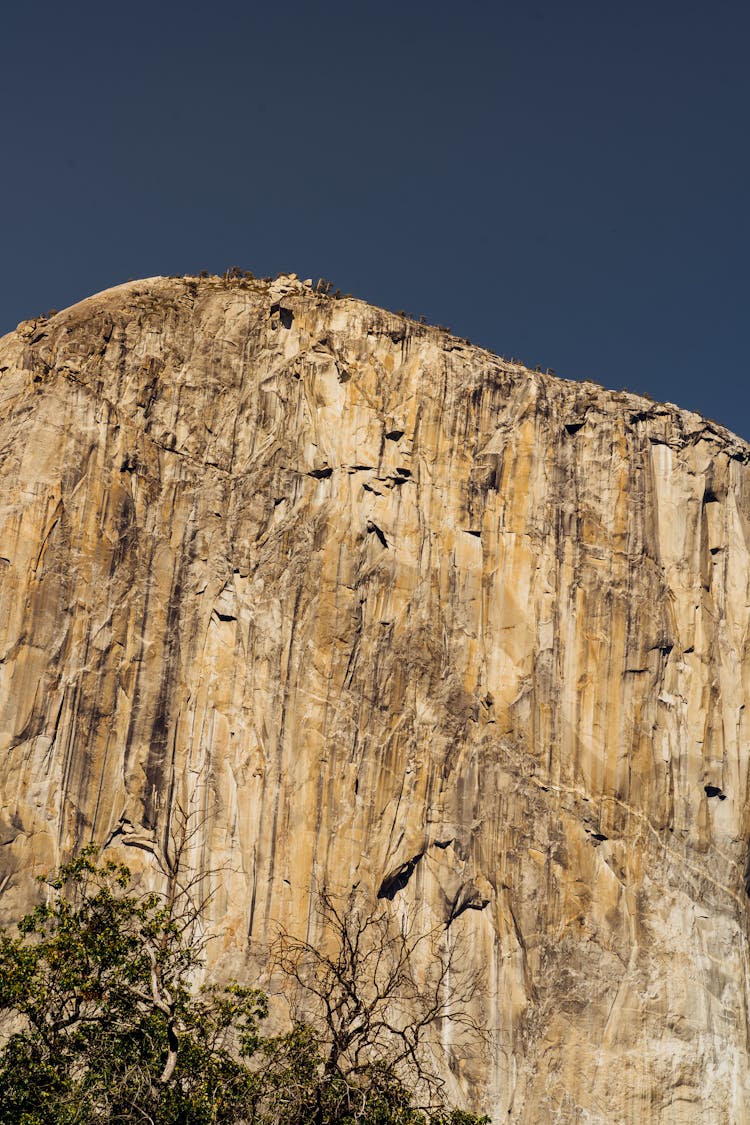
[1,275,750,1121]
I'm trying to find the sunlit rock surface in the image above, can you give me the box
[1,274,750,1122]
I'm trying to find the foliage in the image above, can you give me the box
[223,265,256,282]
[0,847,267,1124]
[0,852,488,1125]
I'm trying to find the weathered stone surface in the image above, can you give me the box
[1,274,750,1121]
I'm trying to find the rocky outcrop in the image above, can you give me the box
[1,274,750,1122]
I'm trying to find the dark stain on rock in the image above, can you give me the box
[144,579,183,829]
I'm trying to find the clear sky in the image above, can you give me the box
[2,0,748,438]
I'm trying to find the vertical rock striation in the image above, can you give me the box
[1,274,749,1121]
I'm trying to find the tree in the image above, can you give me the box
[270,892,488,1125]
[0,846,266,1124]
[0,854,488,1125]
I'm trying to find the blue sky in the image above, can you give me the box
[2,0,748,437]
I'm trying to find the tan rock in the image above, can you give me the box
[1,274,750,1121]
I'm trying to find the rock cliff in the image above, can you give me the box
[1,274,750,1121]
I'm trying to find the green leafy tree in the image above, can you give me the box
[0,847,266,1124]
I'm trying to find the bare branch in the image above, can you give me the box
[270,889,487,1114]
